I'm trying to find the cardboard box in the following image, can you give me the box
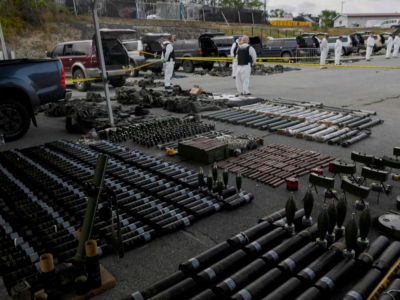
[190,85,203,96]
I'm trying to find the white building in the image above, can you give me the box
[333,13,400,28]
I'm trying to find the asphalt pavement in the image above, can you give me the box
[1,55,400,300]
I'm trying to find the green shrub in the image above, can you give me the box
[0,0,61,38]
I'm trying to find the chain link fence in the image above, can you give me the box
[56,0,265,24]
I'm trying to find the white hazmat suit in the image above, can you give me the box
[236,43,257,95]
[320,38,329,68]
[393,36,400,58]
[386,36,394,58]
[366,37,375,61]
[334,39,343,65]
[230,39,239,78]
[162,41,174,88]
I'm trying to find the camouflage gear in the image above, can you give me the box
[116,86,166,107]
[193,64,301,77]
[124,73,164,88]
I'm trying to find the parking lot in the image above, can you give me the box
[1,55,400,300]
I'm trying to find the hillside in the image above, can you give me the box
[0,13,393,58]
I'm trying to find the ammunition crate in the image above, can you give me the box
[178,138,229,164]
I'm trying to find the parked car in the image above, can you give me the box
[212,35,262,67]
[123,33,169,77]
[298,33,329,49]
[173,32,224,73]
[379,19,400,28]
[360,32,385,52]
[47,29,134,92]
[327,36,354,56]
[0,59,71,141]
[261,38,307,61]
[350,32,366,50]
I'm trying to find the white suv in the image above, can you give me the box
[123,33,170,77]
[379,19,400,28]
[327,36,355,56]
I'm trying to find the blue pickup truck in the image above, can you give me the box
[0,59,71,141]
[212,35,263,67]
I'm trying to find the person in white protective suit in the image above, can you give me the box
[319,35,330,69]
[236,36,257,96]
[366,34,375,61]
[230,37,242,79]
[334,36,343,65]
[393,34,400,58]
[162,35,175,90]
[386,34,394,59]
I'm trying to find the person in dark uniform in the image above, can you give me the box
[235,36,257,96]
[230,37,242,79]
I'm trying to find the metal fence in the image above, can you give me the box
[56,0,265,24]
[295,48,320,63]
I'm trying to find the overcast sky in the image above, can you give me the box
[267,0,399,16]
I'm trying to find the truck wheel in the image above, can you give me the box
[110,78,126,88]
[0,99,31,142]
[73,69,92,92]
[220,55,230,68]
[182,60,195,73]
[281,52,292,62]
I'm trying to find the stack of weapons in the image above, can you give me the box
[0,150,111,295]
[158,130,234,151]
[99,116,218,148]
[217,144,340,187]
[0,140,253,296]
[202,102,383,147]
[123,189,400,300]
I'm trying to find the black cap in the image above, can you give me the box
[339,36,343,39]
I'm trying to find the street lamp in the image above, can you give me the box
[0,0,9,60]
[341,1,345,14]
[84,0,115,127]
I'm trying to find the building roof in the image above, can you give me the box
[334,13,400,21]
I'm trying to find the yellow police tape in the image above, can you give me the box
[65,55,400,84]
[65,60,161,83]
[257,61,400,69]
[126,48,336,61]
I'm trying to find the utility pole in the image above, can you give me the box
[341,1,345,14]
[86,0,115,126]
[0,0,9,60]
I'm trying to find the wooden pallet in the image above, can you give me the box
[35,265,116,300]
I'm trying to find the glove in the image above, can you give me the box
[231,56,234,58]
[162,59,166,64]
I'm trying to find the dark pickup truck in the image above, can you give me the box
[0,59,71,141]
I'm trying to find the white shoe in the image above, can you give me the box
[386,57,391,59]
[366,59,371,61]
[393,56,398,58]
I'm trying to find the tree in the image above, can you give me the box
[219,0,263,10]
[270,8,293,18]
[318,9,338,27]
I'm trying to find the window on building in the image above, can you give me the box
[339,21,342,25]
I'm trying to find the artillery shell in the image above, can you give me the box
[179,242,232,275]
[314,258,356,295]
[342,268,383,300]
[356,236,390,269]
[123,271,186,300]
[372,241,400,273]
[196,250,249,285]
